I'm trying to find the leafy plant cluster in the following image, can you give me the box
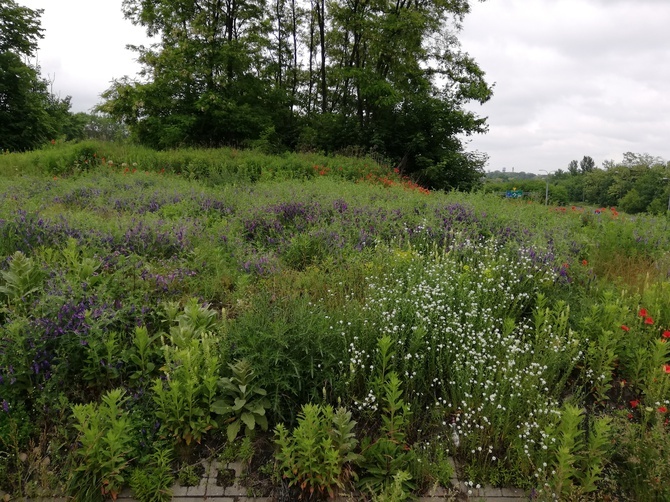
[1,160,670,500]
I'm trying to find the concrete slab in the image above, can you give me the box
[500,487,527,497]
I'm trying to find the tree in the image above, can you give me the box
[579,155,595,174]
[0,1,77,151]
[102,0,492,190]
[567,159,579,175]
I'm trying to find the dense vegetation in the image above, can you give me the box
[484,152,670,214]
[95,0,492,191]
[1,143,670,501]
[2,0,492,190]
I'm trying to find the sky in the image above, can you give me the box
[18,0,670,174]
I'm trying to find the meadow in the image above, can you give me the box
[1,142,670,501]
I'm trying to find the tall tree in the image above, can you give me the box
[100,0,274,148]
[0,1,79,151]
[567,159,579,175]
[579,155,595,174]
[103,0,492,189]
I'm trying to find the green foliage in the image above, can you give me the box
[68,389,135,501]
[129,448,174,502]
[219,435,255,466]
[98,0,491,190]
[274,403,360,499]
[212,359,270,442]
[148,300,223,445]
[611,409,670,501]
[532,404,612,499]
[372,471,413,502]
[152,303,221,445]
[124,326,161,383]
[359,372,416,497]
[488,152,670,214]
[177,463,202,487]
[0,250,43,314]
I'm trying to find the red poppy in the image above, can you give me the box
[621,325,630,332]
[659,406,668,413]
[639,308,648,317]
[664,364,670,374]
[627,413,634,420]
[581,259,588,266]
[630,399,640,408]
[645,317,654,325]
[663,331,670,339]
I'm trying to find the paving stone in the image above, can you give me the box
[424,483,450,497]
[223,482,248,497]
[206,483,226,497]
[186,478,208,497]
[500,487,526,497]
[173,484,190,496]
[483,485,503,497]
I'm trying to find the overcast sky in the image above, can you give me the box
[19,0,670,173]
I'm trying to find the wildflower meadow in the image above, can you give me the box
[1,142,670,501]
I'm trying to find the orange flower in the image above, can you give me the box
[581,259,588,266]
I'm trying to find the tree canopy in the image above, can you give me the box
[99,0,492,190]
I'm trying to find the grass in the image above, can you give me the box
[1,142,670,500]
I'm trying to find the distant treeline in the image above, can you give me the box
[484,153,670,214]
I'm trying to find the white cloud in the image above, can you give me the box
[21,0,152,112]
[460,0,670,172]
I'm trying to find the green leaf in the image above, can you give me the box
[227,420,242,442]
[255,413,268,431]
[241,412,255,431]
[211,400,233,416]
